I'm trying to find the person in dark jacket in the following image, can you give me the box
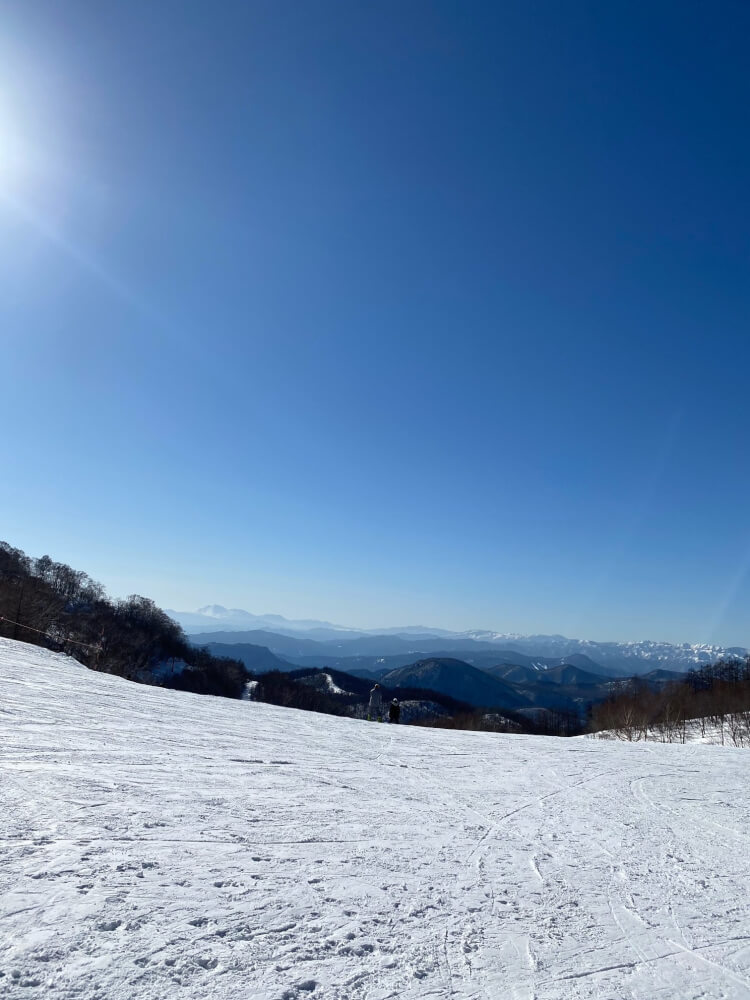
[388,698,401,724]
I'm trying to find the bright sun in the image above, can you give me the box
[0,86,47,195]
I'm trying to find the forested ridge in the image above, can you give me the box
[0,541,247,697]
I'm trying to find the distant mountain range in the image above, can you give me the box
[169,605,460,639]
[179,619,740,720]
[209,644,686,720]
[173,604,716,717]
[167,606,360,640]
[168,605,747,676]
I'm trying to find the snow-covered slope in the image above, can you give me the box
[2,638,750,1000]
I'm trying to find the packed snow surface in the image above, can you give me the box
[2,638,750,1000]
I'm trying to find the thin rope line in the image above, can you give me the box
[0,616,101,650]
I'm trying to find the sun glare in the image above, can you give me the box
[0,81,55,198]
[0,100,25,187]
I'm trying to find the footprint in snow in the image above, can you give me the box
[196,957,218,970]
[96,920,122,932]
[281,981,317,998]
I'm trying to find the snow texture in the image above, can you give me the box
[2,636,750,1000]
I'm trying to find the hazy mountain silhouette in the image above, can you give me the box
[381,658,532,710]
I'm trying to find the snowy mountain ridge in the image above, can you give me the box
[459,633,748,672]
[169,607,747,673]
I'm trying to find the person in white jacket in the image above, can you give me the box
[367,683,383,721]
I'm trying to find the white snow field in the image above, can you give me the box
[2,638,750,1000]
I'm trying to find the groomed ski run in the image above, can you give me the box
[1,637,749,1000]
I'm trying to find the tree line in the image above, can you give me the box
[0,541,247,698]
[589,658,750,745]
[250,667,478,721]
[271,667,584,735]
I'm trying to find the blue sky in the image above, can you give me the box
[2,1,749,645]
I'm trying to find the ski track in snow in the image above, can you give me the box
[1,637,750,1000]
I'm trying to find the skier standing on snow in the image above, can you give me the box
[367,683,383,721]
[389,698,401,724]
